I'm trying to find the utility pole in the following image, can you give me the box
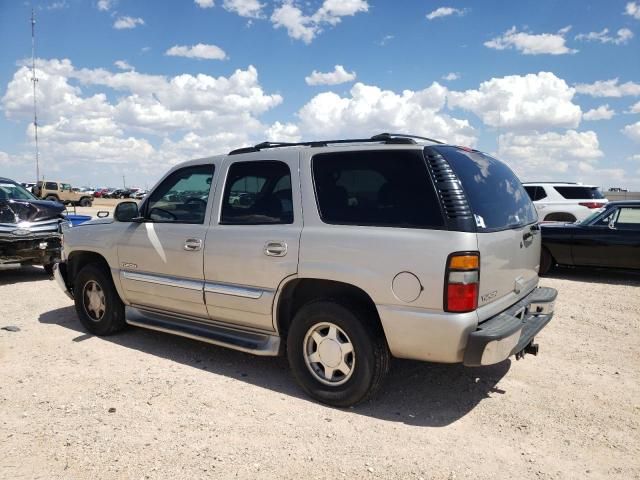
[31,8,40,183]
[123,175,126,189]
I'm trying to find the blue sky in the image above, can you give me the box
[0,0,639,189]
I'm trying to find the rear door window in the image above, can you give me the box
[554,186,604,199]
[312,150,444,229]
[221,161,293,225]
[436,147,537,231]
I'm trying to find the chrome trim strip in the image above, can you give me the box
[121,271,203,291]
[204,281,269,299]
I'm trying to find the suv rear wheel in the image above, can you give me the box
[79,197,92,207]
[540,247,554,276]
[287,300,390,407]
[74,263,126,335]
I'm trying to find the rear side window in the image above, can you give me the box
[524,186,547,201]
[438,147,537,231]
[221,161,293,225]
[312,150,444,229]
[45,182,58,190]
[554,186,604,199]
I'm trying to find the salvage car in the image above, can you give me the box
[0,177,67,274]
[540,201,640,275]
[54,133,557,407]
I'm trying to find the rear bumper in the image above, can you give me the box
[53,261,74,300]
[463,287,557,366]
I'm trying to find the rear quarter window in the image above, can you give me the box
[312,150,445,229]
[554,186,604,200]
[437,147,537,231]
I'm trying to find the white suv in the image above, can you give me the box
[522,182,607,222]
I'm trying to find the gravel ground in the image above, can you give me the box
[0,266,639,480]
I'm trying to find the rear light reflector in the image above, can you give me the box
[579,202,604,209]
[445,252,480,313]
[447,283,479,312]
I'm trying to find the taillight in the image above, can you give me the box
[579,202,604,209]
[445,253,479,313]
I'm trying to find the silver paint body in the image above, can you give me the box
[61,144,540,363]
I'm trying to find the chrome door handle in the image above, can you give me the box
[184,238,203,251]
[264,241,287,257]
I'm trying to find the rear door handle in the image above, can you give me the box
[264,241,287,257]
[184,238,203,251]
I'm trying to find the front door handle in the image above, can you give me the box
[184,238,203,251]
[264,241,287,257]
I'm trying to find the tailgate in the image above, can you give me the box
[476,225,540,321]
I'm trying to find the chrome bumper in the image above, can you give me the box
[53,262,73,300]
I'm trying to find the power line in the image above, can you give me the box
[31,7,40,183]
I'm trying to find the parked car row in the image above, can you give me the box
[93,187,147,199]
[1,177,91,273]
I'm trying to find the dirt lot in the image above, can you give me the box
[1,266,639,480]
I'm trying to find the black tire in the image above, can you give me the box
[79,197,92,207]
[73,263,126,336]
[43,263,55,276]
[45,195,59,203]
[287,300,390,407]
[540,247,554,276]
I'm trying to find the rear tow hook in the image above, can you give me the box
[515,342,539,360]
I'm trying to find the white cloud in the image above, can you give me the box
[305,65,356,86]
[496,130,628,187]
[113,16,145,30]
[623,121,640,142]
[0,58,283,177]
[625,1,640,19]
[629,101,640,113]
[629,154,640,161]
[271,3,318,43]
[271,0,369,44]
[114,60,134,71]
[426,7,468,20]
[45,1,68,10]
[442,72,460,81]
[485,26,577,55]
[165,44,227,60]
[583,104,615,121]
[377,34,394,46]
[223,0,264,18]
[97,0,114,11]
[194,0,214,8]
[264,121,301,142]
[575,78,640,97]
[0,151,10,165]
[448,72,582,130]
[575,28,633,45]
[296,81,476,145]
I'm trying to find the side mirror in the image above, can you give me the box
[114,201,140,222]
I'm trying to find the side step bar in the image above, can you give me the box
[125,306,281,356]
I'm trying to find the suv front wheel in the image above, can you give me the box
[287,300,390,407]
[74,263,126,336]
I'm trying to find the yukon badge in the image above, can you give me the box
[121,262,138,269]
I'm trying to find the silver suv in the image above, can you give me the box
[54,133,557,406]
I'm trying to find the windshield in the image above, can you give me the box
[436,146,538,231]
[579,207,608,225]
[0,181,37,201]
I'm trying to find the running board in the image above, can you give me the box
[125,306,281,356]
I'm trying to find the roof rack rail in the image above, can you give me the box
[228,132,444,155]
[371,132,445,145]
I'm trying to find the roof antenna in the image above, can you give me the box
[31,7,40,183]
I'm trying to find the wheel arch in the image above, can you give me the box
[67,250,113,293]
[275,277,383,339]
[543,212,577,222]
